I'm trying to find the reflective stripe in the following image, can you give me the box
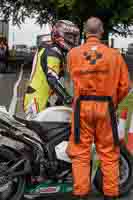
[30,50,38,81]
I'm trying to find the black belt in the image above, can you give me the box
[74,95,119,146]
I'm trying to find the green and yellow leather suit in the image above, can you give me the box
[24,44,64,114]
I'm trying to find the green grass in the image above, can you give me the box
[118,92,133,113]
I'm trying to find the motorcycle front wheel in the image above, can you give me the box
[0,146,25,200]
[94,143,133,197]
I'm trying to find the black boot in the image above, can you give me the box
[104,196,119,200]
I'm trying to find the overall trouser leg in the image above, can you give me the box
[67,97,120,197]
[67,109,94,196]
[95,116,120,197]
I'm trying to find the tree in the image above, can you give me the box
[0,0,133,36]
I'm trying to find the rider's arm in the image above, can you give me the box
[41,46,72,104]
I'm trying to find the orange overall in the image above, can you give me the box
[67,37,129,197]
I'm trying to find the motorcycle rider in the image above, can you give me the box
[67,17,129,200]
[24,20,80,116]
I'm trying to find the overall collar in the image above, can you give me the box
[86,35,101,44]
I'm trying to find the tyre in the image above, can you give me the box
[0,146,25,200]
[94,143,133,197]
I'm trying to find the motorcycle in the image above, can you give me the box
[0,103,131,200]
[0,66,131,199]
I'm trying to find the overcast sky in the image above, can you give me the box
[8,18,133,49]
[112,35,133,49]
[9,18,51,48]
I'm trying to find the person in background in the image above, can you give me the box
[0,36,9,73]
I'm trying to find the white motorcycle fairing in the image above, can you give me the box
[34,106,72,123]
[33,106,72,163]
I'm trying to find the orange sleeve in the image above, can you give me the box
[67,47,80,78]
[117,53,129,103]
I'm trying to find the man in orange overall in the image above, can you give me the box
[67,17,129,200]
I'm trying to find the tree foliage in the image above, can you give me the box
[0,0,133,35]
